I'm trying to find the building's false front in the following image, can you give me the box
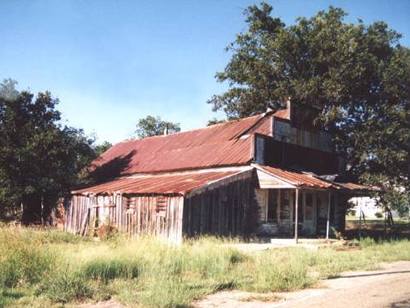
[65,102,369,243]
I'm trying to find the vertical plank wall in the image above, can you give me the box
[64,194,184,243]
[183,174,259,238]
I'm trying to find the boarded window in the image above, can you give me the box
[267,190,278,222]
[156,197,167,217]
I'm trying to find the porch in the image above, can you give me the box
[254,164,342,241]
[256,188,338,240]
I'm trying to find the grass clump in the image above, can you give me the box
[82,257,142,282]
[0,227,55,288]
[36,270,92,303]
[238,248,313,292]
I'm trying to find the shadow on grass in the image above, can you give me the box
[0,289,26,306]
[345,220,410,241]
[329,270,410,279]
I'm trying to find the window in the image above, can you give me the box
[280,190,291,220]
[255,136,265,164]
[156,197,167,217]
[305,193,313,220]
[267,190,278,222]
[297,192,304,222]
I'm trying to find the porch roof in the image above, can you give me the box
[254,164,334,189]
[254,164,374,193]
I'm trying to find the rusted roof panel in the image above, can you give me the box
[273,108,290,120]
[91,114,273,176]
[256,164,333,189]
[73,170,241,196]
[334,182,374,191]
[247,116,272,136]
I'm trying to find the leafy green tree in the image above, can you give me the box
[209,3,409,214]
[135,115,180,138]
[94,141,112,156]
[0,80,96,223]
[207,118,226,126]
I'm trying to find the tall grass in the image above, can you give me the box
[0,228,55,288]
[0,226,410,307]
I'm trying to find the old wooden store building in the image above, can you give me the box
[65,102,368,243]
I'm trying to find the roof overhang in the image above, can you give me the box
[252,164,333,190]
[255,167,296,189]
[72,167,254,197]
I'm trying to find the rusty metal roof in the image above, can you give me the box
[73,170,243,196]
[273,108,290,120]
[333,182,374,191]
[255,164,334,189]
[91,114,273,176]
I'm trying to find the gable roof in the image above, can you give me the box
[91,113,273,176]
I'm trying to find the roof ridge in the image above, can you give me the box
[112,113,266,146]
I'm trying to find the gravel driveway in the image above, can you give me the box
[195,261,410,308]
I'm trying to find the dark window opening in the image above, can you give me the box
[280,190,291,220]
[305,193,313,220]
[267,190,278,222]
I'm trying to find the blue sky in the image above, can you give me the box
[1,0,409,144]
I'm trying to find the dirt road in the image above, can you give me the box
[195,261,410,308]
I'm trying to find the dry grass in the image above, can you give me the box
[1,226,410,307]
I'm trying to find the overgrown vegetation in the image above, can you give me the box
[209,3,410,215]
[1,227,410,307]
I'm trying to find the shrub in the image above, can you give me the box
[375,212,384,218]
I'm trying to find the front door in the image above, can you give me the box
[316,192,328,235]
[303,192,316,235]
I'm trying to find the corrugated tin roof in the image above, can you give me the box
[73,170,243,196]
[91,114,273,176]
[334,182,373,191]
[255,164,333,189]
[273,108,290,120]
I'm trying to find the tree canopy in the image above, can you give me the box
[94,141,112,156]
[209,3,410,215]
[0,80,96,222]
[135,115,180,138]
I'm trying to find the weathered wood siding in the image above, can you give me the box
[182,171,258,237]
[64,194,184,243]
[125,195,183,243]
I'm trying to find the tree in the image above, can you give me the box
[208,3,409,214]
[0,78,18,100]
[94,141,112,156]
[0,80,96,223]
[207,118,226,126]
[135,115,180,138]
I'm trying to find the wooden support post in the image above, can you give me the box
[295,188,299,244]
[326,191,331,240]
[358,198,362,240]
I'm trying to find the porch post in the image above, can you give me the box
[326,191,331,239]
[295,188,299,243]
